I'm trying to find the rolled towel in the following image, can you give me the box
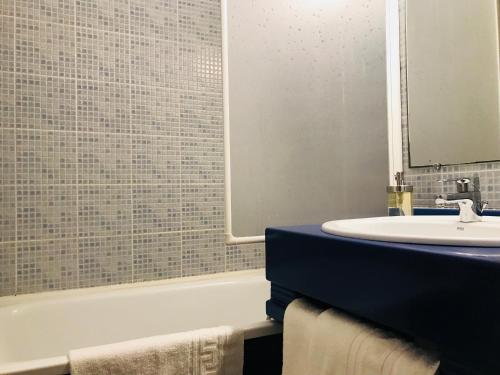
[283,298,440,375]
[69,326,244,375]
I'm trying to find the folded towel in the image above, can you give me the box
[283,299,440,375]
[69,326,244,375]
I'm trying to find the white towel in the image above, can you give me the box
[283,299,440,375]
[69,326,244,375]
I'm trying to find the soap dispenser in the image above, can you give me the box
[387,172,413,216]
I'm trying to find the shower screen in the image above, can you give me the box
[226,0,389,238]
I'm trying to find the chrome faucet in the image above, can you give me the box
[435,177,488,223]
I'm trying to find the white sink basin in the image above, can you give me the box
[321,215,500,247]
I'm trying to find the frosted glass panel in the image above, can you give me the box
[227,0,389,237]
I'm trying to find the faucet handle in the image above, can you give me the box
[438,177,471,183]
[438,177,472,193]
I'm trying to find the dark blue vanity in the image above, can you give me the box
[265,209,500,375]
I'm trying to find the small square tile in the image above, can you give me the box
[16,130,77,185]
[0,0,14,17]
[181,137,223,184]
[0,128,15,184]
[129,36,154,86]
[0,16,15,72]
[179,91,223,139]
[130,0,177,40]
[178,45,222,91]
[130,36,178,87]
[16,74,76,131]
[0,242,16,296]
[132,184,181,234]
[150,39,178,88]
[16,0,75,25]
[75,0,129,33]
[0,72,15,128]
[78,132,131,184]
[77,81,130,133]
[0,0,261,296]
[182,230,224,277]
[79,235,133,288]
[178,0,221,46]
[15,19,76,77]
[226,243,265,272]
[0,185,15,242]
[76,28,130,83]
[130,85,179,136]
[131,135,180,184]
[133,232,181,282]
[78,185,132,238]
[182,184,223,231]
[17,239,78,294]
[17,185,78,241]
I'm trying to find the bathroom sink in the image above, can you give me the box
[321,215,500,247]
[267,222,500,375]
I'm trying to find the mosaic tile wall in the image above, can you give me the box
[0,0,264,297]
[399,0,500,209]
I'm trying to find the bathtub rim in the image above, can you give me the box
[0,269,265,307]
[0,269,283,375]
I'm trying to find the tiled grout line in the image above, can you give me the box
[127,0,135,283]
[217,0,228,274]
[11,73,221,96]
[177,0,184,279]
[5,183,224,187]
[12,0,17,295]
[0,228,222,246]
[73,0,80,288]
[0,127,224,142]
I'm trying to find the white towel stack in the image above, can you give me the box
[69,326,244,375]
[283,299,440,375]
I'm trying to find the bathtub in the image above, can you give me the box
[0,269,280,375]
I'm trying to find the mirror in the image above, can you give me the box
[405,0,500,167]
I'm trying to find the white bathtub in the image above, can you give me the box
[0,270,280,375]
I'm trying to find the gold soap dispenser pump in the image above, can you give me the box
[387,172,413,216]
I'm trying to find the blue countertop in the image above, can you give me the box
[265,215,500,375]
[270,224,500,265]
